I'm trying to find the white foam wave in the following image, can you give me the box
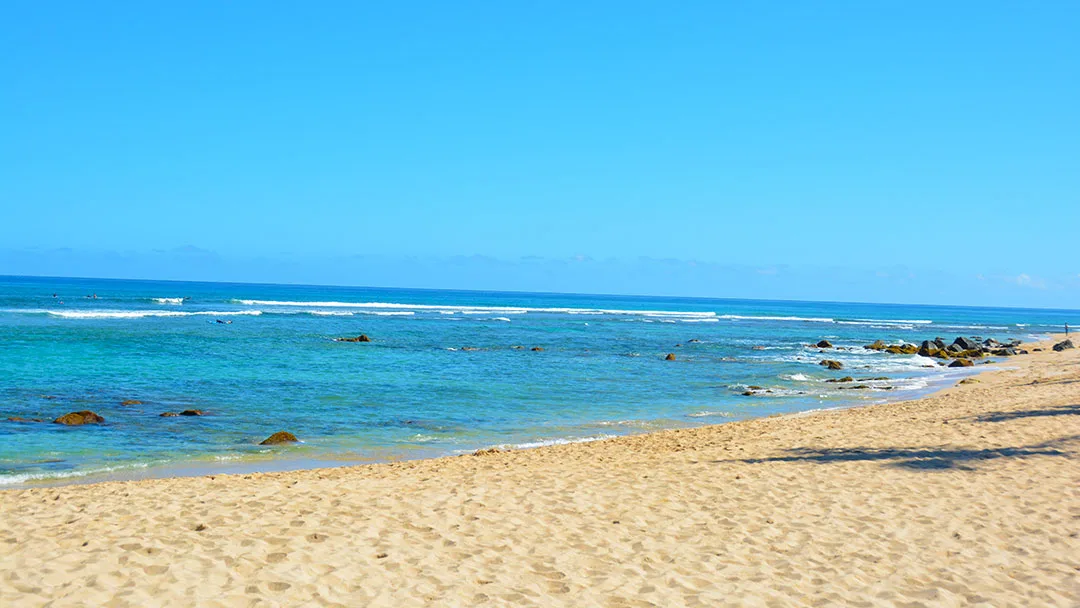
[232,299,717,320]
[152,297,184,305]
[719,314,836,323]
[490,317,512,322]
[0,461,152,486]
[787,373,811,381]
[17,309,262,320]
[497,435,617,450]
[309,310,354,317]
[720,315,934,327]
[687,410,735,418]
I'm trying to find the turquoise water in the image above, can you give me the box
[1,275,1074,486]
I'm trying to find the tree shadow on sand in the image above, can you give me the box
[716,435,1079,471]
[966,404,1080,423]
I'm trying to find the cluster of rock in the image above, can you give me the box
[1053,339,1075,352]
[864,336,1025,360]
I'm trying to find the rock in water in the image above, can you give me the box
[531,347,544,352]
[335,335,372,343]
[120,400,142,406]
[1053,339,1075,352]
[53,411,105,425]
[948,359,974,368]
[819,360,843,370]
[665,353,676,361]
[160,412,179,417]
[864,340,886,350]
[260,431,299,445]
[179,410,204,416]
[816,340,833,348]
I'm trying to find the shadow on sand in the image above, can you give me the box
[968,404,1080,423]
[716,435,1079,471]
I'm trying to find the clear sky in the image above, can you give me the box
[2,2,1078,307]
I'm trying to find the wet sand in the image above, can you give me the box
[2,336,1078,606]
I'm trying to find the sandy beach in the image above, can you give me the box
[2,336,1078,607]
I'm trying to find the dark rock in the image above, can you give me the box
[933,338,947,349]
[917,341,941,358]
[179,410,204,416]
[885,344,918,355]
[7,417,44,423]
[687,339,702,344]
[748,385,763,390]
[665,353,676,361]
[741,391,754,396]
[260,431,299,445]
[53,411,105,425]
[948,359,974,368]
[864,340,886,351]
[531,347,544,352]
[120,400,142,406]
[1033,348,1043,352]
[511,345,525,350]
[819,360,843,370]
[825,376,854,383]
[335,335,372,343]
[953,336,979,351]
[816,340,833,348]
[947,343,964,354]
[1053,339,1075,352]
[160,412,179,417]
[461,347,481,352]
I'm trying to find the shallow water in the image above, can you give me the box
[1,275,1073,486]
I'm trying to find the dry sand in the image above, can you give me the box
[2,336,1079,607]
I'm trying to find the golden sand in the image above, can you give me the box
[2,337,1078,606]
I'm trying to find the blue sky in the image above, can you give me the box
[2,2,1078,307]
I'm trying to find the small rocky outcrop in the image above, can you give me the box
[53,411,105,425]
[335,335,371,343]
[461,347,481,352]
[260,431,299,445]
[819,360,843,370]
[825,376,854,383]
[687,339,702,344]
[120,400,142,406]
[511,345,525,350]
[816,340,833,348]
[884,344,919,355]
[1053,339,1075,352]
[8,416,44,423]
[160,412,179,417]
[531,347,544,352]
[665,353,676,361]
[864,340,886,351]
[179,410,204,416]
[948,359,974,368]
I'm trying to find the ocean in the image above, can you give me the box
[1,275,1073,487]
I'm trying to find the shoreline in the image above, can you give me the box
[3,341,1001,490]
[2,335,1077,604]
